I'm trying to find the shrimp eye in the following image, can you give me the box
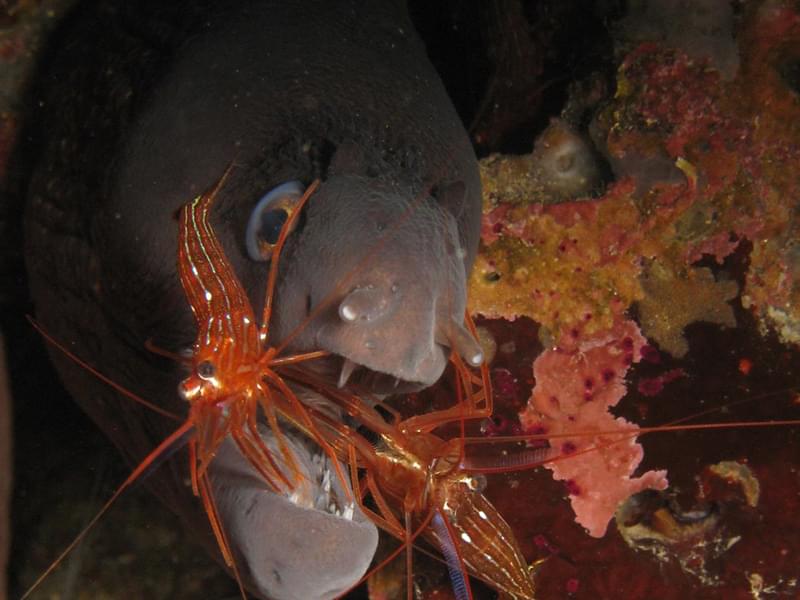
[468,473,487,493]
[197,360,216,380]
[246,180,305,261]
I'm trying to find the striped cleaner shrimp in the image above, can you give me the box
[20,168,351,599]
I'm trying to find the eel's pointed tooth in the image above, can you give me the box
[338,358,358,388]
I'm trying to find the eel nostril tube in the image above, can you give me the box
[338,285,398,324]
[440,317,484,367]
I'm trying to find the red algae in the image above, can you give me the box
[519,319,668,537]
[565,577,580,594]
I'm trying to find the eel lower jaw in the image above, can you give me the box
[210,425,378,600]
[278,430,357,518]
[213,424,356,520]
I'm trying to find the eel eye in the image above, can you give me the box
[246,180,305,261]
[197,360,216,380]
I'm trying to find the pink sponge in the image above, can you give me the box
[520,318,668,537]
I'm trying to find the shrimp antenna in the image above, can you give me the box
[260,178,319,344]
[20,420,194,599]
[27,315,182,422]
[144,337,191,365]
[457,385,800,475]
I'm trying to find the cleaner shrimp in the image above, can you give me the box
[21,167,351,599]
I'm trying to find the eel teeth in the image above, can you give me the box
[338,358,358,388]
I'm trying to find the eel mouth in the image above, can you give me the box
[212,423,358,522]
[306,313,484,396]
[210,421,378,600]
[302,352,443,395]
[337,356,432,393]
[270,425,356,518]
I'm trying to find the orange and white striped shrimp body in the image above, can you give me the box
[178,181,286,484]
[20,173,352,600]
[177,175,299,495]
[285,343,537,599]
[174,172,350,579]
[434,470,537,600]
[369,430,537,600]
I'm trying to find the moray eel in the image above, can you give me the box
[20,1,481,598]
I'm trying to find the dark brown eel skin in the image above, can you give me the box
[19,1,481,598]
